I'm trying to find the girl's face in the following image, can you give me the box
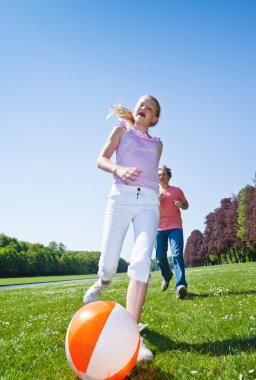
[133,97,159,127]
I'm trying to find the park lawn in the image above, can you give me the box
[0,263,255,380]
[0,274,96,286]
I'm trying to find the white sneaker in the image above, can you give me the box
[176,285,187,299]
[137,337,153,361]
[83,280,109,304]
[161,280,170,291]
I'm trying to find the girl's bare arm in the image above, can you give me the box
[97,127,142,184]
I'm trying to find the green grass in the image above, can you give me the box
[0,274,96,286]
[0,263,255,379]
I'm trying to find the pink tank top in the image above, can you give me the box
[113,121,160,192]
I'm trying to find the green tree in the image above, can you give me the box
[117,258,128,273]
[48,241,58,250]
[237,185,256,255]
[0,234,11,248]
[58,242,66,253]
[0,243,20,276]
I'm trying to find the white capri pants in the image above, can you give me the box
[98,184,159,283]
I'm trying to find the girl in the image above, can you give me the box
[83,95,163,361]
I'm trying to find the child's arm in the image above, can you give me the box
[97,127,142,184]
[158,140,163,162]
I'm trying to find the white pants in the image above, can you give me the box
[98,184,159,283]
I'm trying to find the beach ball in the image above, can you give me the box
[65,301,140,380]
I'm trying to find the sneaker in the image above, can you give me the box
[138,323,148,332]
[83,280,109,304]
[137,337,153,361]
[161,280,170,291]
[176,285,187,299]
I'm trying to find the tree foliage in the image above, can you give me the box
[1,176,255,274]
[237,185,256,252]
[185,176,256,267]
[0,234,128,277]
[184,230,204,266]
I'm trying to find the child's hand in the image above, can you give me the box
[116,166,142,185]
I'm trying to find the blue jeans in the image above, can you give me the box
[156,228,187,290]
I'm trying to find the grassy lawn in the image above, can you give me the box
[0,274,96,286]
[0,263,255,379]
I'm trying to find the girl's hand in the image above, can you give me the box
[115,166,142,185]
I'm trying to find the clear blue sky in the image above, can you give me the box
[1,0,255,261]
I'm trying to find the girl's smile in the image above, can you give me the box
[133,97,158,129]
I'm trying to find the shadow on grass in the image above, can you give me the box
[146,329,256,356]
[69,364,172,380]
[126,362,173,380]
[188,289,256,299]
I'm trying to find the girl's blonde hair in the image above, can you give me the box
[107,95,161,126]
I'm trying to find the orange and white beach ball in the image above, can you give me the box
[65,301,140,380]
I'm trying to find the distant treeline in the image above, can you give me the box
[0,237,128,277]
[184,181,256,266]
[2,180,255,276]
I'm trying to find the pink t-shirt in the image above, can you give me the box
[157,186,186,230]
[113,121,160,192]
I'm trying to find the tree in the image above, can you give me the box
[218,197,243,263]
[247,186,256,253]
[203,210,220,262]
[184,230,205,266]
[117,258,128,273]
[203,197,246,264]
[48,241,58,250]
[237,185,256,257]
[0,234,11,248]
[27,245,60,275]
[58,242,66,253]
[0,243,20,276]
